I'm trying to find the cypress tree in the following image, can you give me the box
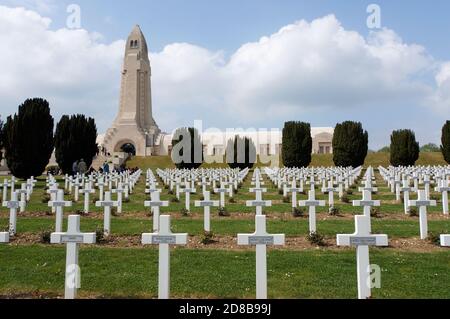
[0,118,3,162]
[332,121,368,167]
[3,98,54,179]
[441,121,450,164]
[282,122,312,168]
[390,129,420,167]
[171,127,203,169]
[226,136,257,169]
[54,114,98,174]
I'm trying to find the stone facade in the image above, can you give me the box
[101,26,334,158]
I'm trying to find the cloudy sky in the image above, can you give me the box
[0,0,449,149]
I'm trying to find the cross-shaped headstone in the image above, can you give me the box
[322,181,338,208]
[80,183,95,214]
[299,190,326,234]
[2,191,20,236]
[400,180,413,215]
[1,180,10,202]
[141,215,188,299]
[286,179,303,209]
[51,215,96,299]
[337,215,388,299]
[214,183,229,208]
[16,184,28,213]
[48,190,72,233]
[246,190,271,216]
[96,191,119,236]
[353,190,380,233]
[111,183,125,214]
[435,179,450,215]
[408,190,437,239]
[144,191,169,232]
[47,183,59,213]
[238,215,285,299]
[195,191,220,232]
[180,183,196,212]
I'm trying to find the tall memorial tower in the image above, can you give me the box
[103,25,160,156]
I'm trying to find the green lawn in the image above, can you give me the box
[0,245,449,299]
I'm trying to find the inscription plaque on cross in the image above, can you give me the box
[51,215,96,299]
[48,190,72,233]
[246,190,271,216]
[337,215,388,299]
[238,215,285,299]
[142,215,188,299]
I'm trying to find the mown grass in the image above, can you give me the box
[0,245,449,299]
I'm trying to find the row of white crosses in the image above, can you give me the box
[380,165,450,240]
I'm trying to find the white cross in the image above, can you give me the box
[408,190,437,239]
[195,191,220,232]
[358,178,378,194]
[16,184,28,213]
[197,178,210,195]
[144,191,169,232]
[48,190,72,233]
[2,191,20,236]
[96,191,119,236]
[96,179,106,202]
[286,179,303,209]
[142,215,188,299]
[214,183,229,208]
[322,181,338,208]
[80,183,95,214]
[47,183,59,213]
[400,180,413,215]
[247,190,271,216]
[353,190,380,233]
[299,190,326,234]
[337,215,388,299]
[180,184,196,212]
[111,183,125,214]
[73,179,81,202]
[1,180,10,202]
[435,180,450,215]
[238,215,285,299]
[423,175,431,199]
[51,215,96,299]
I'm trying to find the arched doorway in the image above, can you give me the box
[120,143,136,156]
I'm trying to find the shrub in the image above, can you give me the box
[41,194,51,204]
[226,136,256,169]
[181,208,190,217]
[171,127,203,169]
[428,233,441,246]
[95,228,105,244]
[122,197,130,203]
[282,196,290,203]
[111,207,119,217]
[168,190,174,195]
[409,207,419,217]
[282,121,312,168]
[292,207,305,218]
[332,121,368,167]
[170,196,180,203]
[200,231,216,245]
[307,232,326,247]
[346,189,353,195]
[218,207,230,217]
[229,197,236,204]
[40,230,52,244]
[370,207,381,218]
[340,195,350,203]
[390,129,420,166]
[54,114,98,175]
[328,206,341,216]
[3,98,54,179]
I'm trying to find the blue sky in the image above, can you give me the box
[1,0,450,149]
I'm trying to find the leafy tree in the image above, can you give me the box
[3,98,54,179]
[420,143,440,153]
[332,121,368,167]
[390,129,420,167]
[442,121,450,164]
[171,127,203,169]
[282,121,312,168]
[226,136,257,169]
[55,114,98,174]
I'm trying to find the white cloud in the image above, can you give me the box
[3,0,56,13]
[0,6,448,147]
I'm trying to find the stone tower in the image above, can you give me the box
[103,25,160,156]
